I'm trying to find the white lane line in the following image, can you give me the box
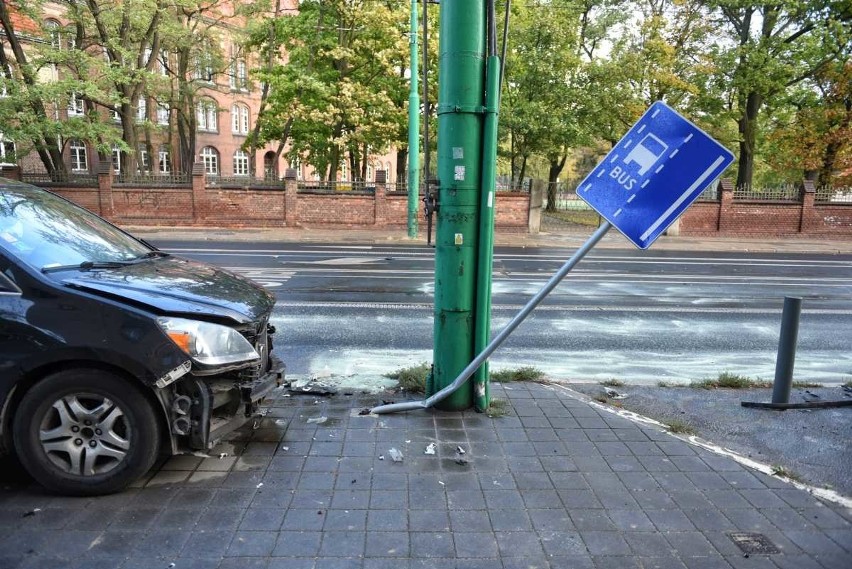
[669,148,679,158]
[273,300,852,316]
[640,156,727,243]
[597,170,605,178]
[652,109,661,118]
[638,124,647,134]
[610,154,620,163]
[641,180,650,188]
[624,140,633,149]
[655,164,665,174]
[614,208,622,217]
[582,183,592,192]
[627,195,637,203]
[684,133,694,143]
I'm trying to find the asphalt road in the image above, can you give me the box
[150,240,852,386]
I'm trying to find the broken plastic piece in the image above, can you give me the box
[388,448,404,462]
[307,416,328,424]
[219,453,228,459]
[425,443,436,455]
[456,446,466,455]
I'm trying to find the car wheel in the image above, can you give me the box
[13,369,161,496]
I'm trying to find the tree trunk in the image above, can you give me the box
[818,97,851,188]
[736,91,763,189]
[546,153,568,212]
[396,147,408,186]
[517,155,528,190]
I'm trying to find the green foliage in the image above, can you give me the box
[771,464,804,483]
[666,420,696,435]
[601,379,625,387]
[485,398,510,418]
[385,362,430,393]
[490,366,545,383]
[691,372,772,389]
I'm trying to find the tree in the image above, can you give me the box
[251,0,407,181]
[0,0,124,174]
[706,0,851,188]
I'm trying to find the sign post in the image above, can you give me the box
[578,101,734,249]
[372,101,734,415]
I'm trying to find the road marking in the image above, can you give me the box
[273,300,852,315]
[639,155,727,242]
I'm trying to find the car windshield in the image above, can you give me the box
[0,182,150,271]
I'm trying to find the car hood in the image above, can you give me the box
[55,256,275,325]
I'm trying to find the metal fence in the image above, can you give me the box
[733,183,801,201]
[297,180,377,195]
[21,171,99,186]
[116,173,191,186]
[815,186,852,204]
[207,175,283,189]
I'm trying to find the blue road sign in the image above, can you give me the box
[578,102,734,249]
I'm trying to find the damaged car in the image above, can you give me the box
[0,179,283,495]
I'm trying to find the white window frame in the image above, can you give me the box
[197,100,217,132]
[136,97,147,122]
[112,145,121,174]
[0,134,15,166]
[231,103,249,134]
[158,147,171,174]
[233,150,249,176]
[201,146,219,175]
[137,146,150,173]
[68,92,84,116]
[69,140,87,172]
[156,103,170,125]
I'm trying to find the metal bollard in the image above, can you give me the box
[772,297,802,404]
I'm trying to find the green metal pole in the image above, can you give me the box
[430,0,486,410]
[407,0,420,239]
[473,54,500,413]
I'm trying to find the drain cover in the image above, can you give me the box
[728,532,780,555]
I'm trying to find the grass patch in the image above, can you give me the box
[844,381,852,388]
[490,366,546,383]
[657,381,676,388]
[546,210,601,227]
[485,398,509,418]
[385,362,430,393]
[666,420,696,435]
[593,395,609,404]
[792,381,822,388]
[601,379,625,387]
[771,465,804,483]
[691,372,772,389]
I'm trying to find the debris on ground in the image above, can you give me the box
[219,453,228,459]
[23,508,41,517]
[280,446,289,452]
[358,408,372,416]
[454,446,469,465]
[425,443,436,455]
[388,448,404,462]
[604,387,627,400]
[288,377,338,396]
[378,455,385,461]
[307,416,328,425]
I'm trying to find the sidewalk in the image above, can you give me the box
[125,224,852,255]
[1,381,849,568]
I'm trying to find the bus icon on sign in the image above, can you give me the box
[624,133,668,175]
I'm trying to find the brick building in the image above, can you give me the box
[1,1,398,183]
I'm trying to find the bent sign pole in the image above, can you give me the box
[373,101,734,415]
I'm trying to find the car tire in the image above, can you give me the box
[13,369,161,496]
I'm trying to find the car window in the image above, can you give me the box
[0,183,149,271]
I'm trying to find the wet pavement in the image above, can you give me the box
[1,381,850,568]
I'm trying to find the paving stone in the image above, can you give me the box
[365,532,409,558]
[539,530,587,556]
[592,556,642,569]
[528,509,575,532]
[663,532,718,557]
[367,510,408,532]
[452,532,499,558]
[450,510,492,532]
[271,531,322,557]
[319,531,366,557]
[637,556,687,569]
[226,531,278,557]
[323,509,368,531]
[580,531,632,555]
[409,532,455,558]
[489,509,532,531]
[570,509,615,531]
[409,510,450,532]
[607,509,657,531]
[624,532,674,556]
[446,489,486,510]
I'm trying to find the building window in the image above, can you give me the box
[0,134,15,165]
[46,20,62,50]
[231,103,249,134]
[233,150,249,176]
[136,97,147,122]
[197,99,218,132]
[230,58,248,91]
[137,145,150,173]
[201,146,219,175]
[194,47,215,82]
[158,146,171,174]
[110,108,121,122]
[68,92,84,116]
[0,64,11,97]
[112,145,121,174]
[156,103,170,125]
[69,139,87,172]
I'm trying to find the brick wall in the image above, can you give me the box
[678,179,852,239]
[4,165,536,233]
